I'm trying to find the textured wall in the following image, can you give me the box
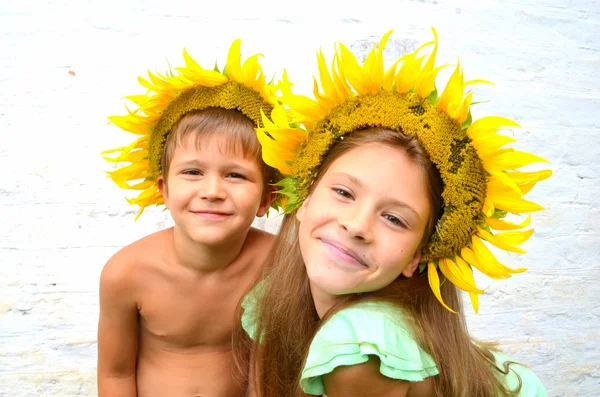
[1,0,598,396]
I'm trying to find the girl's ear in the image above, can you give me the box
[296,195,311,223]
[401,251,422,278]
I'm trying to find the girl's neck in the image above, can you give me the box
[309,281,343,318]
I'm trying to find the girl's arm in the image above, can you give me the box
[323,356,410,397]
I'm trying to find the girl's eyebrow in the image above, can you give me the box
[384,198,421,221]
[329,171,421,220]
[329,172,363,187]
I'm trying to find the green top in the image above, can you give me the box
[241,289,547,396]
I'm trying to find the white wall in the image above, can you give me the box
[1,0,598,396]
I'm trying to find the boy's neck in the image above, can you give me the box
[170,227,249,273]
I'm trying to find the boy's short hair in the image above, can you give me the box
[161,107,276,191]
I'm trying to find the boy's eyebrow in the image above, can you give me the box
[174,159,257,171]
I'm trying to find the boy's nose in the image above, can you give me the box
[200,175,227,201]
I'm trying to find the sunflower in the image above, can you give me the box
[103,40,277,219]
[257,29,551,312]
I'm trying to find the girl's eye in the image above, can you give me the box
[183,170,201,176]
[384,214,407,228]
[227,172,246,179]
[333,188,353,199]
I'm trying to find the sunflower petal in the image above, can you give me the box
[455,256,481,313]
[460,247,509,279]
[477,228,527,254]
[507,170,553,185]
[493,196,544,214]
[486,151,550,171]
[437,61,463,112]
[485,215,531,231]
[438,258,484,294]
[427,262,457,313]
[472,236,527,274]
[467,116,520,140]
[226,39,243,82]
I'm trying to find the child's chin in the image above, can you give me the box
[312,275,366,297]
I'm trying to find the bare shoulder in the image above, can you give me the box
[101,228,173,288]
[245,227,275,253]
[323,356,411,397]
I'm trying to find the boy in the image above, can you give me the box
[98,42,278,397]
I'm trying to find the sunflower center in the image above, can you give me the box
[148,81,274,177]
[292,91,486,262]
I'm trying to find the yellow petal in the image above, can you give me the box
[467,116,520,140]
[451,91,473,124]
[437,62,463,112]
[455,256,481,313]
[438,258,484,294]
[460,247,509,280]
[108,115,152,135]
[489,171,523,196]
[317,49,339,102]
[226,39,243,82]
[269,106,291,129]
[472,236,527,274]
[382,58,401,92]
[485,215,531,231]
[494,229,535,246]
[507,170,553,185]
[471,134,516,159]
[337,43,368,94]
[482,197,495,217]
[242,53,263,83]
[415,64,448,98]
[280,94,327,123]
[477,228,527,254]
[485,151,550,172]
[427,262,457,313]
[493,196,544,214]
[421,27,438,74]
[372,30,393,88]
[395,54,425,93]
[331,58,351,98]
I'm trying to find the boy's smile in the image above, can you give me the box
[159,133,270,248]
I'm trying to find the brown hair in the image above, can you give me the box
[161,107,276,190]
[233,128,521,397]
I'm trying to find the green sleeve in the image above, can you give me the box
[492,350,548,397]
[300,302,439,395]
[240,280,265,341]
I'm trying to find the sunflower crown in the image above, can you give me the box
[257,29,552,312]
[103,40,277,219]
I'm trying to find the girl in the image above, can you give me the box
[235,29,550,397]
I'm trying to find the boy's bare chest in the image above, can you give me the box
[138,274,249,348]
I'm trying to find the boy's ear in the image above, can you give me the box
[401,250,422,278]
[157,175,169,209]
[256,187,277,218]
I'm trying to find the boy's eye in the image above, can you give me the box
[332,188,353,199]
[183,169,201,176]
[383,214,407,228]
[227,172,246,179]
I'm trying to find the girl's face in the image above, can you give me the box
[296,142,431,305]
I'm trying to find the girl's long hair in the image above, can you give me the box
[233,128,521,397]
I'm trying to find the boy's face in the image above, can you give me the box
[158,134,271,247]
